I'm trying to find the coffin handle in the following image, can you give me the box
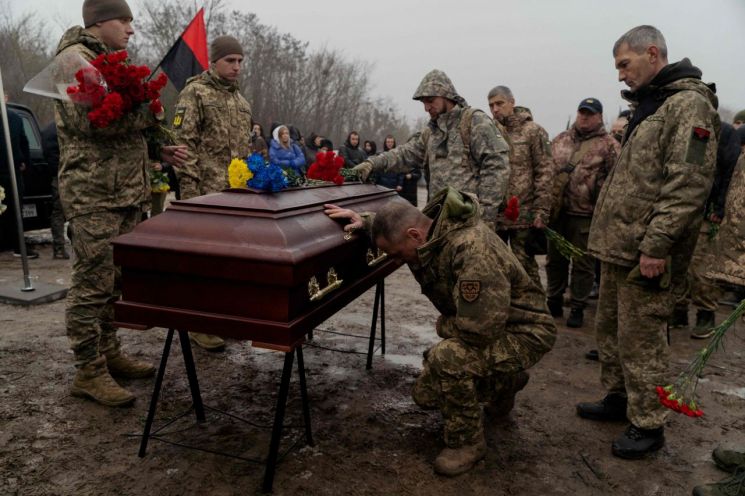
[308,268,344,302]
[366,248,388,267]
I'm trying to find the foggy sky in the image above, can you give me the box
[11,0,745,137]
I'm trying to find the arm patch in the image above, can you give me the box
[685,126,710,165]
[173,107,186,129]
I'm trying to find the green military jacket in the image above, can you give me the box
[366,105,510,228]
[173,70,253,194]
[708,152,745,287]
[413,188,556,355]
[54,27,159,219]
[588,75,720,267]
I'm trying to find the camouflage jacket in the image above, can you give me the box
[707,152,745,286]
[496,110,554,229]
[173,70,252,193]
[588,75,720,267]
[412,187,556,352]
[367,105,510,228]
[551,123,620,217]
[54,27,159,219]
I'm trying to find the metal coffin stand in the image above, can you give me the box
[113,185,404,492]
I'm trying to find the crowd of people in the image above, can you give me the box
[3,0,745,493]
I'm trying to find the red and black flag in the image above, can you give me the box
[158,8,209,92]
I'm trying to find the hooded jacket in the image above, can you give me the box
[173,69,253,194]
[412,187,556,354]
[588,59,720,268]
[338,134,368,167]
[54,27,158,219]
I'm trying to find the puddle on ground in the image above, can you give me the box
[383,354,422,369]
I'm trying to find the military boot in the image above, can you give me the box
[485,371,529,418]
[670,305,689,328]
[70,357,135,407]
[693,468,745,496]
[566,308,584,328]
[611,424,664,459]
[713,447,745,473]
[433,434,487,476]
[53,245,70,260]
[576,393,627,421]
[190,332,225,351]
[691,310,716,340]
[106,353,155,379]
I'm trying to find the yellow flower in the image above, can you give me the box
[228,158,253,188]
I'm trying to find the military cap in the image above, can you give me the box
[578,98,603,114]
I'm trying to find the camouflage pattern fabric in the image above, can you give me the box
[173,69,253,198]
[707,152,745,287]
[367,71,510,229]
[66,208,140,367]
[550,123,620,217]
[495,110,554,229]
[679,225,723,312]
[54,27,159,220]
[407,188,556,447]
[588,76,720,268]
[546,214,594,310]
[595,262,674,429]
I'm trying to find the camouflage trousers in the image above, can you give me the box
[66,208,140,368]
[546,213,594,309]
[497,228,542,289]
[50,177,66,249]
[596,262,672,429]
[678,225,723,312]
[411,334,540,448]
[178,172,226,200]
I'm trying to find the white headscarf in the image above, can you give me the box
[272,125,289,147]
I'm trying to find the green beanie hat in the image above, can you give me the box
[210,36,244,63]
[733,110,745,124]
[82,0,133,27]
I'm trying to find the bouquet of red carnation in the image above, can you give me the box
[306,151,346,185]
[66,50,167,128]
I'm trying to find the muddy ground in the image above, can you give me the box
[2,211,745,495]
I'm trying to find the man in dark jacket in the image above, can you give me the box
[41,122,69,259]
[338,131,367,167]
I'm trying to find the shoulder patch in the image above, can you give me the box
[685,126,711,165]
[173,107,186,129]
[459,280,481,303]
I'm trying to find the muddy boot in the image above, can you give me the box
[712,447,745,473]
[190,332,225,351]
[611,424,664,459]
[71,357,135,407]
[691,310,716,340]
[53,245,70,260]
[485,371,529,418]
[669,305,689,328]
[576,393,627,421]
[566,308,584,328]
[433,434,487,476]
[106,353,155,379]
[693,468,745,496]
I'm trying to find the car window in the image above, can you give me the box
[19,115,42,152]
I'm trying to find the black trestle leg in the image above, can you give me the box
[178,330,205,423]
[380,281,386,355]
[139,328,174,457]
[296,346,313,446]
[366,281,382,370]
[263,351,295,493]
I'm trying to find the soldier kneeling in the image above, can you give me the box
[325,187,556,476]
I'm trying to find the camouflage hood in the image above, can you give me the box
[184,69,240,93]
[55,26,108,56]
[418,187,479,264]
[412,69,467,107]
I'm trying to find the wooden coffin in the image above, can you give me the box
[112,184,404,349]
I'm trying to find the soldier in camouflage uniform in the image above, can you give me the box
[324,187,556,476]
[692,152,745,496]
[173,35,253,351]
[55,0,187,407]
[353,70,510,230]
[547,98,619,328]
[487,86,554,288]
[577,25,719,458]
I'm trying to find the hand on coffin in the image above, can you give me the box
[161,145,189,167]
[323,203,363,231]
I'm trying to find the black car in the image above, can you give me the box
[0,103,54,248]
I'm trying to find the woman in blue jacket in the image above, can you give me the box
[269,125,306,175]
